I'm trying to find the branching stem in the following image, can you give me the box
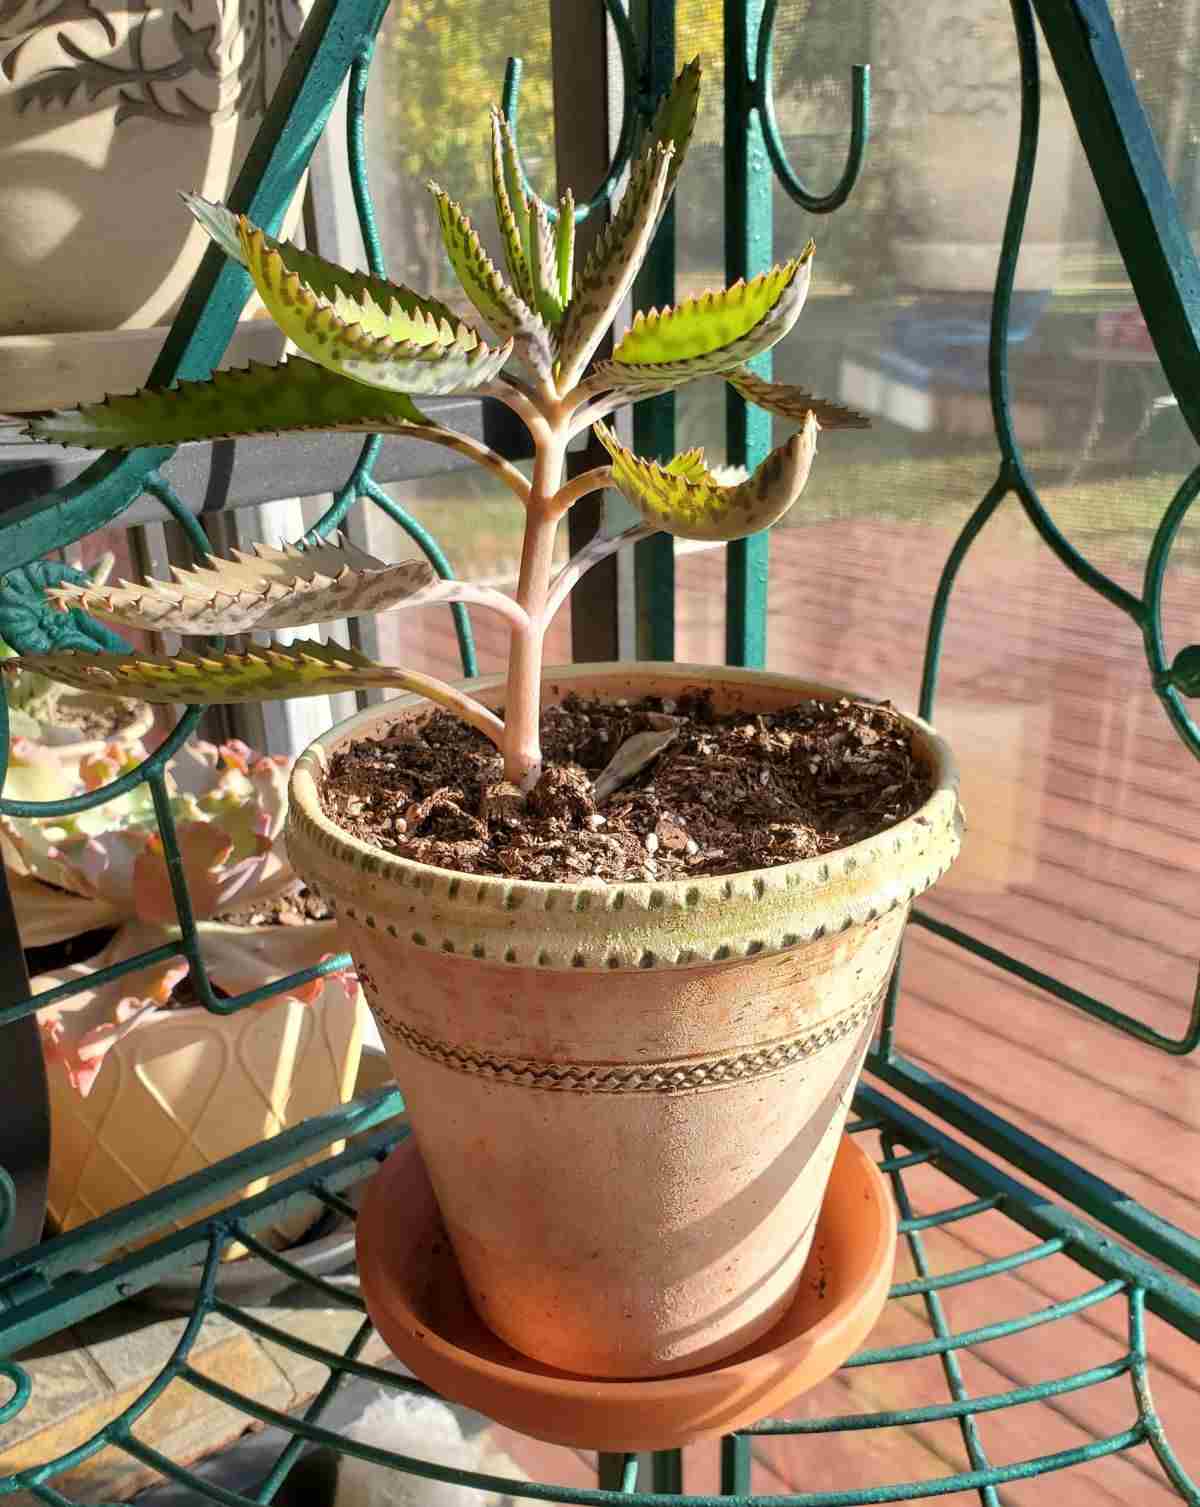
[502,421,569,787]
[405,424,531,504]
[551,465,613,518]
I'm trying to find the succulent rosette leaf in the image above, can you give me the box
[5,737,346,1095]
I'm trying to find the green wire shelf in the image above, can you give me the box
[0,1082,1197,1504]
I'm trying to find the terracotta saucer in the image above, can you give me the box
[356,1134,896,1451]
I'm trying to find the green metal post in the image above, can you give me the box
[633,0,678,661]
[720,1436,752,1495]
[651,1450,684,1494]
[724,0,774,667]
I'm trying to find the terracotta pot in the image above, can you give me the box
[357,1132,897,1450]
[287,664,961,1378]
[42,923,365,1254]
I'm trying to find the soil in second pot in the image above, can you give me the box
[320,691,935,884]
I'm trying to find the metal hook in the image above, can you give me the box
[755,0,869,214]
[500,0,642,225]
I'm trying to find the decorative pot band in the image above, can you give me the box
[367,982,884,1096]
[287,663,963,973]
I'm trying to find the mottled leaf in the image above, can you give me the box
[47,537,442,635]
[0,561,128,656]
[643,57,702,207]
[185,194,462,334]
[612,249,813,372]
[725,365,870,429]
[529,199,566,325]
[182,193,245,265]
[491,111,535,306]
[555,190,575,308]
[557,142,674,388]
[4,643,437,705]
[240,222,512,395]
[25,359,430,450]
[430,186,543,347]
[593,413,820,541]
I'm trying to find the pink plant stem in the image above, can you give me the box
[552,466,613,518]
[503,418,569,789]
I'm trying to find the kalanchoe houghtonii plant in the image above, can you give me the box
[5,61,865,789]
[5,737,352,1093]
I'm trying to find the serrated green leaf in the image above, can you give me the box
[25,359,430,450]
[664,447,709,483]
[644,57,702,205]
[529,199,566,325]
[491,111,535,306]
[613,249,813,372]
[240,223,512,395]
[186,195,462,336]
[725,365,870,429]
[4,643,438,705]
[593,414,820,541]
[47,538,441,635]
[5,643,507,746]
[430,186,542,348]
[557,142,674,388]
[555,190,575,308]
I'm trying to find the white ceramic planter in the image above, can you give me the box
[0,0,307,408]
[41,924,365,1254]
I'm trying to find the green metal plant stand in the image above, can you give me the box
[3,0,1200,1501]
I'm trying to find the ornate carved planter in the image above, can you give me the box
[0,0,307,405]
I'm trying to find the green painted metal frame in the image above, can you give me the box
[2,1086,1198,1503]
[2,0,1200,1500]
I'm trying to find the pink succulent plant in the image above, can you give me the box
[4,737,355,1095]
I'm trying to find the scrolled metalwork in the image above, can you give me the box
[877,0,1200,1062]
[754,0,870,214]
[500,0,642,224]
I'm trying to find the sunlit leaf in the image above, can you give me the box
[490,111,535,307]
[4,643,436,705]
[557,142,674,388]
[555,190,575,308]
[593,413,820,541]
[185,194,462,334]
[725,365,870,429]
[25,359,430,450]
[431,186,546,351]
[612,249,813,372]
[47,537,443,635]
[240,221,512,394]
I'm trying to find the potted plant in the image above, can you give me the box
[7,60,961,1375]
[2,734,364,1251]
